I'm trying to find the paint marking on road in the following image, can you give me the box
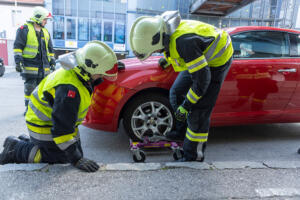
[255,188,300,198]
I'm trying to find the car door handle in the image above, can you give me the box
[278,68,297,73]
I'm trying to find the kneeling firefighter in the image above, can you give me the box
[130,11,233,161]
[0,41,118,172]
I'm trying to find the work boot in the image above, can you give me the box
[165,130,185,141]
[176,156,196,162]
[18,134,30,142]
[0,136,20,164]
[165,120,186,141]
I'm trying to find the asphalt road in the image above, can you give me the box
[1,67,300,200]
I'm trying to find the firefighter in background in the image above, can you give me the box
[130,11,233,161]
[13,6,56,115]
[0,41,118,172]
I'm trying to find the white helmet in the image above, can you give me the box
[31,6,52,25]
[76,41,118,81]
[130,16,166,61]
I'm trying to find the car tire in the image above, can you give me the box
[0,66,4,77]
[123,93,175,141]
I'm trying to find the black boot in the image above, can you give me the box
[0,136,20,164]
[165,120,186,141]
[18,134,30,142]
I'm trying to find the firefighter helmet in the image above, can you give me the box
[31,6,52,25]
[130,16,166,61]
[76,41,118,81]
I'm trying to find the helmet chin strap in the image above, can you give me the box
[73,66,91,82]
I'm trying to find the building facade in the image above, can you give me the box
[2,0,300,65]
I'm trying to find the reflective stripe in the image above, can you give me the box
[24,67,38,71]
[28,101,51,122]
[13,49,22,53]
[205,31,221,61]
[14,52,23,56]
[34,149,42,163]
[23,70,39,75]
[28,129,53,141]
[27,123,51,134]
[23,50,37,56]
[25,95,30,100]
[186,128,208,142]
[26,44,38,49]
[207,34,231,62]
[53,130,78,150]
[32,90,51,108]
[28,145,39,163]
[187,55,208,73]
[187,88,201,104]
[49,53,54,57]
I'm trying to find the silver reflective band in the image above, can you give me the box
[207,34,231,62]
[205,32,221,61]
[14,52,22,56]
[23,70,39,75]
[29,101,51,122]
[187,91,198,104]
[23,50,37,56]
[56,138,77,151]
[28,145,39,163]
[26,44,38,49]
[28,129,53,141]
[188,58,207,71]
[32,90,51,108]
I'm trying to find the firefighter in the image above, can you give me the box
[0,41,118,172]
[130,11,233,161]
[13,6,56,115]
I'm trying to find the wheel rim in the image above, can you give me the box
[131,101,173,140]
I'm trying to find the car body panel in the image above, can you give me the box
[83,26,300,132]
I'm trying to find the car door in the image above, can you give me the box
[213,30,296,125]
[280,33,300,122]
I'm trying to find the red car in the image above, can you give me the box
[83,26,300,141]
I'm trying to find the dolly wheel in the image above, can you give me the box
[133,150,146,162]
[297,148,300,154]
[173,149,184,160]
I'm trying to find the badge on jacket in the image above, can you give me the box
[67,90,76,98]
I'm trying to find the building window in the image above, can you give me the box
[78,18,89,41]
[53,0,64,15]
[66,0,77,16]
[104,21,113,42]
[90,19,101,40]
[114,23,125,44]
[53,16,64,39]
[91,0,103,18]
[67,18,76,40]
[79,0,89,17]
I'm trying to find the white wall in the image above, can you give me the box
[0,5,34,40]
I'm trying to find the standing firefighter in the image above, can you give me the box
[13,6,56,115]
[0,41,118,172]
[130,11,233,161]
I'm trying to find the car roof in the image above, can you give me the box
[225,26,300,35]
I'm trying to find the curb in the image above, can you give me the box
[1,160,300,172]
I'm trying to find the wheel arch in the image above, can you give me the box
[118,87,170,128]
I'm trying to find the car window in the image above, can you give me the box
[289,33,300,57]
[231,31,289,58]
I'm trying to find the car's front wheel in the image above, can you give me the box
[123,93,174,141]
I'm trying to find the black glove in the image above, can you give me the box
[16,62,23,72]
[158,58,170,70]
[72,157,99,172]
[50,59,56,71]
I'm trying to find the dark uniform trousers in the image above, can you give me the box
[24,77,44,109]
[14,137,83,164]
[169,57,232,160]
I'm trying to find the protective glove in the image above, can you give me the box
[158,58,170,70]
[50,64,55,72]
[174,105,188,122]
[72,157,99,172]
[16,62,23,72]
